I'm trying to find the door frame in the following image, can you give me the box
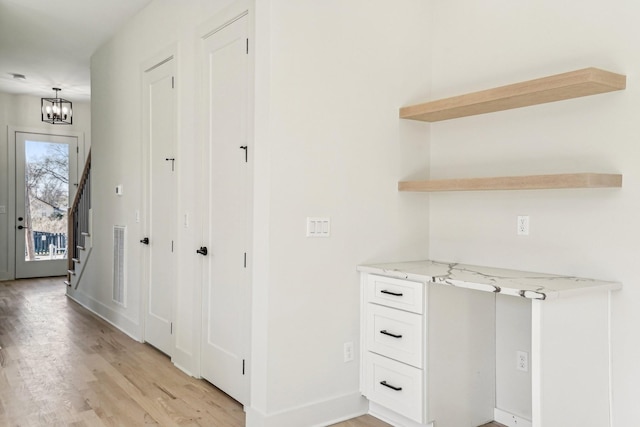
[6,126,86,281]
[140,45,179,355]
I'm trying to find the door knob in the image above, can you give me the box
[196,246,208,256]
[140,237,149,245]
[17,225,28,230]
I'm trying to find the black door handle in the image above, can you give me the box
[17,225,28,230]
[197,246,208,256]
[140,237,149,245]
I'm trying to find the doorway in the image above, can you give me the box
[14,132,78,279]
[142,55,177,356]
[200,11,251,405]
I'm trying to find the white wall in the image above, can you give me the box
[0,93,90,280]
[429,1,639,425]
[250,1,431,423]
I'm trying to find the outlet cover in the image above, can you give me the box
[517,215,530,236]
[343,342,354,362]
[517,350,529,372]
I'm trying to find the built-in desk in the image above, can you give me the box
[357,260,621,427]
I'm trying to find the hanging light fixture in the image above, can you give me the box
[41,88,73,125]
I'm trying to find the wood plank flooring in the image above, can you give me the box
[0,277,244,426]
[0,277,385,427]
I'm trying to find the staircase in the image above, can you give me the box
[65,151,92,289]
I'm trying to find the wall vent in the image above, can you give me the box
[113,225,126,306]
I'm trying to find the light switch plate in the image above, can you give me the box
[0,205,5,214]
[306,217,330,237]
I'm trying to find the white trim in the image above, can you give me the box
[140,44,178,74]
[531,300,542,427]
[608,290,613,427]
[245,392,367,427]
[5,125,15,280]
[66,292,142,341]
[369,402,434,427]
[494,407,533,427]
[171,361,196,378]
[197,0,251,40]
[7,126,85,280]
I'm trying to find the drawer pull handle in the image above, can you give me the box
[380,380,402,391]
[380,329,402,339]
[380,289,403,297]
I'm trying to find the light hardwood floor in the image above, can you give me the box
[0,277,386,426]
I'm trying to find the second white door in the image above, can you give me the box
[201,12,251,404]
[144,57,177,356]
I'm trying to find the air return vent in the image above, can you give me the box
[113,225,126,306]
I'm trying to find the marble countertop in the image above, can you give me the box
[357,260,621,300]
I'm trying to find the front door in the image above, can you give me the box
[143,56,177,356]
[200,12,251,404]
[15,132,78,279]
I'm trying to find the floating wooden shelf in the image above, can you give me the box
[398,173,622,192]
[400,68,626,122]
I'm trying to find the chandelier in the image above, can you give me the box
[41,88,73,125]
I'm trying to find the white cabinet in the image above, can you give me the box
[361,273,496,427]
[362,275,426,423]
[358,261,621,427]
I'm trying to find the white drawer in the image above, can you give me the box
[367,274,424,314]
[366,304,423,368]
[364,352,424,424]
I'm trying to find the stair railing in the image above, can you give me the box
[66,150,91,285]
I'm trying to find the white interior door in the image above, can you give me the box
[15,132,78,279]
[143,57,177,356]
[201,12,251,404]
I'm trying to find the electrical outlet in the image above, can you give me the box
[343,342,354,362]
[517,350,529,372]
[517,215,530,236]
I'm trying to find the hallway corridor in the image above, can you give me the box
[0,278,386,427]
[0,277,244,425]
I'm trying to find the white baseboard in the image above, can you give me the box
[245,391,367,427]
[172,360,196,378]
[494,408,532,427]
[369,402,433,427]
[66,292,141,341]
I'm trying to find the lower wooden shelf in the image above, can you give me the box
[398,173,622,192]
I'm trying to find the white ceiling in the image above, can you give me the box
[0,0,154,102]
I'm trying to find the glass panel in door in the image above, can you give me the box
[15,133,77,278]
